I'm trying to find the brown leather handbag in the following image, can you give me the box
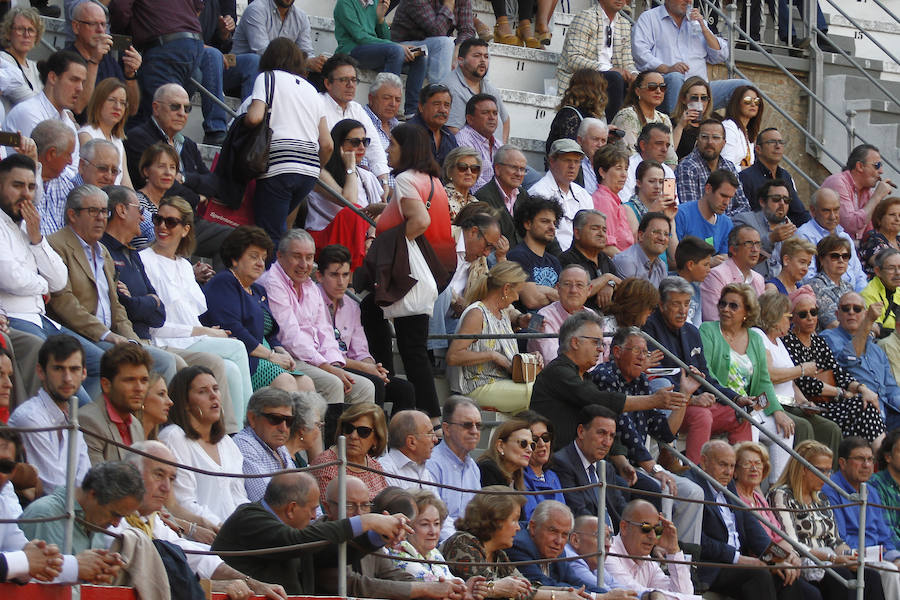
[807,369,836,405]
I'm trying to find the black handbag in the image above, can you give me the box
[244,70,274,176]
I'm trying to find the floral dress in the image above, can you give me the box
[441,531,530,589]
[806,272,853,330]
[389,540,454,581]
[445,182,477,223]
[859,229,900,279]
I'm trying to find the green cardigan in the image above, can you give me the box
[699,321,781,416]
[334,0,392,55]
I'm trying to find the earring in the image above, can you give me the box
[197,408,203,419]
[140,403,145,411]
[499,449,505,456]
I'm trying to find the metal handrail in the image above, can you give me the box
[869,0,900,28]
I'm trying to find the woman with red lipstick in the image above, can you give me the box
[477,419,534,493]
[611,71,677,166]
[78,77,132,188]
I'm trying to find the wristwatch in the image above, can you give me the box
[346,168,355,175]
[651,464,664,474]
[607,279,617,288]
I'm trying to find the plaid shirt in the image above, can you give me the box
[674,148,749,216]
[37,167,78,237]
[558,5,636,91]
[870,470,900,541]
[233,426,293,502]
[389,0,474,45]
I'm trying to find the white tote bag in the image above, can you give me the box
[382,237,439,319]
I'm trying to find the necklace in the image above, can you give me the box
[230,269,252,294]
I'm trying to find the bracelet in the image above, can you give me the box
[800,364,805,376]
[187,522,197,539]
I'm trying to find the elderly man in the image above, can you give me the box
[528,264,597,365]
[699,225,765,321]
[674,120,749,215]
[475,145,530,245]
[612,212,670,286]
[213,472,411,595]
[259,229,375,411]
[46,185,177,382]
[444,38,510,143]
[453,93,501,192]
[574,118,609,195]
[409,83,458,168]
[79,343,151,465]
[733,179,797,279]
[632,0,751,113]
[796,188,867,291]
[605,500,699,599]
[566,516,607,588]
[674,169,737,263]
[379,410,439,489]
[823,143,896,240]
[234,388,296,501]
[820,293,900,431]
[117,440,287,599]
[31,119,77,237]
[862,248,900,335]
[365,73,402,189]
[559,210,620,311]
[529,139,594,251]
[739,128,808,225]
[622,123,678,195]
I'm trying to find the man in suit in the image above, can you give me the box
[474,145,530,246]
[79,343,151,465]
[46,184,177,384]
[687,440,804,600]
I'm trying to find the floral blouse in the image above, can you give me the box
[781,332,854,398]
[389,540,454,581]
[441,531,524,581]
[610,106,677,165]
[859,229,900,279]
[806,272,854,330]
[766,484,844,552]
[445,182,477,223]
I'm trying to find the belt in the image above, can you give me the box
[140,31,202,51]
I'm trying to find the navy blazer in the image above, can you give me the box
[685,470,772,584]
[101,232,165,340]
[548,442,626,526]
[506,528,605,593]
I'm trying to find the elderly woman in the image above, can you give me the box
[158,366,250,527]
[139,372,173,441]
[766,236,816,295]
[782,286,886,445]
[285,390,327,468]
[444,147,482,223]
[807,234,855,330]
[202,226,313,393]
[0,7,43,111]
[861,248,900,336]
[310,403,389,504]
[612,71,677,165]
[591,145,633,255]
[768,441,886,600]
[477,420,533,493]
[517,410,565,521]
[671,77,713,161]
[859,197,900,277]
[447,262,538,415]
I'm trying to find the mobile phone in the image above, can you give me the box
[663,178,676,199]
[755,392,769,410]
[608,128,626,139]
[0,131,21,147]
[111,34,132,52]
[528,313,544,331]
[223,53,237,68]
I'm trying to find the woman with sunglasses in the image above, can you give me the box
[307,119,386,269]
[783,286,885,445]
[0,7,43,112]
[859,197,900,278]
[611,71,677,166]
[766,236,816,295]
[140,197,254,430]
[77,78,133,188]
[671,77,714,161]
[807,234,855,330]
[310,403,388,504]
[285,390,327,467]
[721,85,764,171]
[477,420,533,492]
[135,142,181,247]
[517,410,565,521]
[443,147,482,224]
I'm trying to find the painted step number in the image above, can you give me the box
[536,109,546,119]
[516,61,526,71]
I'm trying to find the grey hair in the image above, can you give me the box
[245,387,294,427]
[64,184,107,224]
[126,440,172,473]
[80,138,119,164]
[81,461,145,505]
[442,395,479,423]
[278,228,315,253]
[611,326,643,350]
[289,390,328,436]
[32,119,75,156]
[809,187,839,211]
[659,276,695,303]
[443,146,481,181]
[154,83,187,103]
[263,472,318,508]
[72,0,108,21]
[572,209,606,232]
[388,410,429,449]
[559,263,591,281]
[577,117,608,139]
[104,184,137,216]
[493,144,525,167]
[530,500,573,528]
[370,72,403,95]
[874,247,900,271]
[559,311,605,353]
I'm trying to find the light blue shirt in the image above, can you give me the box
[820,326,900,415]
[73,228,112,334]
[426,441,480,541]
[632,5,728,81]
[232,0,313,56]
[564,544,621,591]
[796,218,867,292]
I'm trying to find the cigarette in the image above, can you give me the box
[887,180,897,189]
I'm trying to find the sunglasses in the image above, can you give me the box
[766,195,790,204]
[839,304,864,314]
[152,214,185,229]
[333,327,348,352]
[866,161,883,170]
[0,458,16,474]
[742,96,762,106]
[688,94,710,102]
[447,420,484,431]
[260,413,293,426]
[456,163,481,173]
[604,25,612,47]
[344,137,371,148]
[167,103,192,113]
[796,308,819,319]
[342,423,374,438]
[624,519,664,536]
[534,432,553,444]
[717,300,741,311]
[511,439,537,451]
[642,82,667,91]
[828,252,851,261]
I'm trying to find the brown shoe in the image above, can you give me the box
[475,17,494,42]
[517,20,542,49]
[494,17,523,46]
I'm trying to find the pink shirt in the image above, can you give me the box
[527,301,596,364]
[605,535,697,597]
[257,262,345,367]
[496,179,518,215]
[699,257,765,322]
[318,284,373,363]
[591,184,634,251]
[737,489,783,543]
[823,170,874,240]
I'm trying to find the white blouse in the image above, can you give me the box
[753,327,796,404]
[305,167,382,232]
[139,248,209,349]
[722,119,754,171]
[158,424,249,527]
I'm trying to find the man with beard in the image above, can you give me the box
[445,39,510,143]
[674,119,749,215]
[234,388,296,501]
[699,225,765,321]
[863,248,900,337]
[734,179,797,279]
[409,84,458,167]
[739,128,808,224]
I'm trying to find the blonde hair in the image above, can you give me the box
[780,237,816,262]
[773,440,833,502]
[734,441,771,481]
[464,261,528,306]
[720,283,760,328]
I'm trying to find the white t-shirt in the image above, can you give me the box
[139,248,209,349]
[251,69,324,178]
[752,327,795,403]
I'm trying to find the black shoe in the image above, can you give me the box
[36,5,61,17]
[816,33,840,54]
[203,131,227,145]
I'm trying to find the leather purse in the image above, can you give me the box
[807,369,835,405]
[512,353,541,383]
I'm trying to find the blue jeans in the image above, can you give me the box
[136,37,204,124]
[196,46,260,133]
[660,73,752,113]
[770,0,827,42]
[8,316,103,405]
[350,42,427,116]
[253,173,318,252]
[398,36,455,88]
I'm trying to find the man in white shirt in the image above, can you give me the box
[380,410,439,489]
[576,118,609,195]
[528,139,594,251]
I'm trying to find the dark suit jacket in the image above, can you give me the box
[47,227,138,342]
[79,397,145,465]
[507,528,605,593]
[685,470,772,584]
[474,178,526,246]
[548,442,626,524]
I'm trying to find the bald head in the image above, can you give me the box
[324,475,369,520]
[620,499,662,556]
[700,440,736,487]
[128,440,177,515]
[265,472,318,507]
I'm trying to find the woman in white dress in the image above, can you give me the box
[77,77,133,187]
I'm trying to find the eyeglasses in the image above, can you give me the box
[847,455,874,463]
[341,423,374,438]
[827,252,851,261]
[167,102,192,113]
[0,458,16,474]
[738,240,763,249]
[620,345,651,357]
[742,96,762,106]
[414,430,439,439]
[456,163,482,173]
[604,25,612,47]
[839,304,864,314]
[808,467,832,476]
[73,206,110,218]
[333,327,348,352]
[766,195,790,204]
[259,413,294,427]
[344,137,371,148]
[796,308,819,319]
[642,82,667,91]
[475,228,496,252]
[82,159,121,177]
[577,335,604,348]
[717,300,741,311]
[737,460,763,470]
[105,96,128,108]
[534,432,553,444]
[497,162,527,174]
[559,281,588,290]
[327,500,373,514]
[331,76,359,85]
[648,228,671,238]
[624,519,664,536]
[11,25,37,36]
[865,161,883,169]
[152,214,185,229]
[446,420,484,431]
[74,18,107,29]
[687,94,710,102]
[759,138,787,147]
